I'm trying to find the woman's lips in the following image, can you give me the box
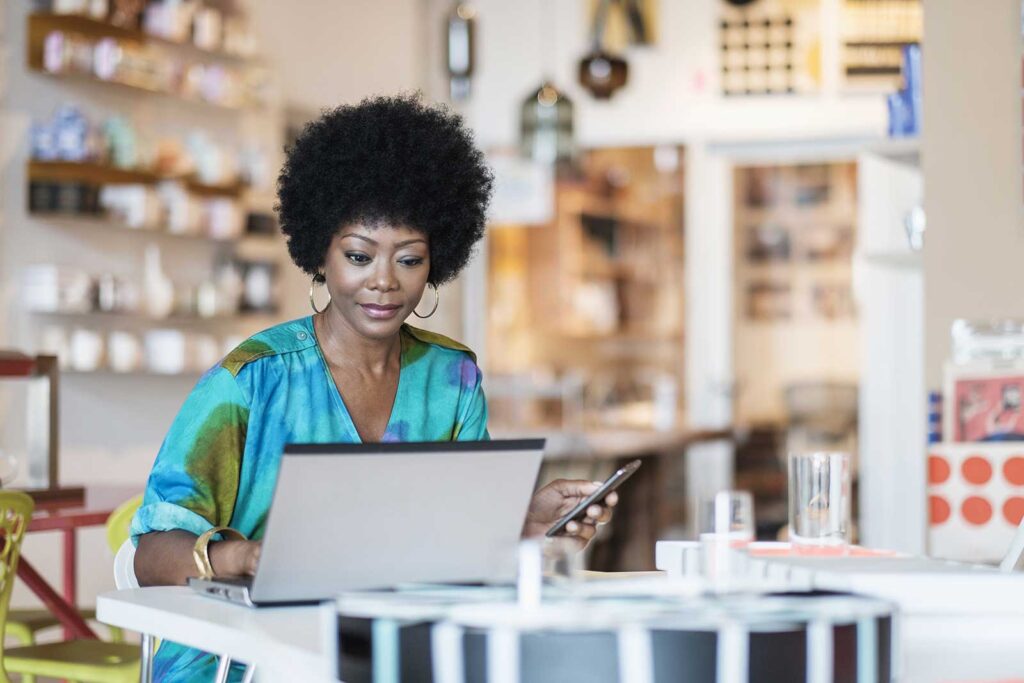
[359,303,402,320]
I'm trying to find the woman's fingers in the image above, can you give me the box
[565,520,597,541]
[583,499,616,525]
[589,506,614,524]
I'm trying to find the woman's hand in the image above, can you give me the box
[209,539,262,577]
[522,479,618,551]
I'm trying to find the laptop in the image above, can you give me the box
[189,439,545,606]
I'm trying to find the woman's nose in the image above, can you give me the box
[368,262,399,291]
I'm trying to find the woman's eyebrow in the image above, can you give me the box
[339,234,425,248]
[340,233,377,245]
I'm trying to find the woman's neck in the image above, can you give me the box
[313,310,401,376]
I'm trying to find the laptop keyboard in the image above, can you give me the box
[212,575,253,587]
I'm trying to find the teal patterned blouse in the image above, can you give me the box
[131,315,488,682]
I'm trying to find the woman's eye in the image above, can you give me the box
[345,252,371,264]
[399,257,424,267]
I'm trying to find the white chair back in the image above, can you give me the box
[113,538,140,589]
[1002,517,1024,572]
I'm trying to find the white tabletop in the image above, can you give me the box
[746,550,1024,681]
[97,587,337,682]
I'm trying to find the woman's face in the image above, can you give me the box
[321,222,431,340]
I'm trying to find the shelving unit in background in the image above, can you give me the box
[731,160,861,538]
[13,4,287,379]
[486,146,686,434]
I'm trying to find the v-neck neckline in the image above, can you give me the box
[307,316,406,444]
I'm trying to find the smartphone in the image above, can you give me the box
[545,459,642,538]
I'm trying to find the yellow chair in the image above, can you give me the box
[4,494,142,646]
[0,491,140,683]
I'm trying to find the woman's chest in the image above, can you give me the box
[247,365,462,446]
[325,364,399,442]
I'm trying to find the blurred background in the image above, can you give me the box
[0,0,1020,618]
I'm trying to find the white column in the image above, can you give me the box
[684,141,736,520]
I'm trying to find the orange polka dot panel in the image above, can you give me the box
[961,496,993,526]
[928,455,950,485]
[1004,456,1024,486]
[961,455,993,485]
[1003,496,1024,526]
[929,495,951,525]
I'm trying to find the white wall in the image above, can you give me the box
[248,0,426,114]
[922,0,1024,389]
[425,0,888,149]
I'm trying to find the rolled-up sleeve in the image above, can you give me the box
[131,366,250,544]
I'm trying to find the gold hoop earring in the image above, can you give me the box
[309,272,330,314]
[413,284,439,319]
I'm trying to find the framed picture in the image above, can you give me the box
[944,364,1024,443]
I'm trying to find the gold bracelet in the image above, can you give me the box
[192,526,247,580]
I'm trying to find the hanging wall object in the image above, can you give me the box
[521,2,575,168]
[720,13,794,96]
[719,0,823,97]
[579,51,628,100]
[579,0,629,99]
[519,82,575,167]
[587,0,657,49]
[445,2,476,101]
[840,0,922,92]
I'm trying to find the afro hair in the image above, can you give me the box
[276,94,493,286]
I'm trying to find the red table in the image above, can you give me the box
[20,486,137,640]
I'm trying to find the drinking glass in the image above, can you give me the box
[696,490,755,542]
[542,535,583,583]
[697,491,755,581]
[788,451,851,546]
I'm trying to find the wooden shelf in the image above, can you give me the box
[28,12,256,64]
[30,310,275,325]
[29,67,252,111]
[555,330,683,344]
[27,13,263,110]
[845,66,902,77]
[31,212,277,245]
[844,40,920,47]
[28,161,245,197]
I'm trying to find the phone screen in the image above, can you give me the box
[545,459,642,537]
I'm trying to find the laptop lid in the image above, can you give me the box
[250,439,545,604]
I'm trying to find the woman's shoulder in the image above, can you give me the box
[401,324,477,364]
[220,316,317,377]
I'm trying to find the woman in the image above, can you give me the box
[131,95,617,681]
